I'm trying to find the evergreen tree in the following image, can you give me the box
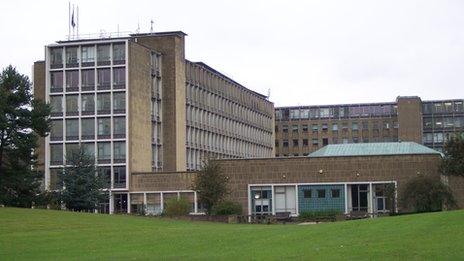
[60,148,107,211]
[441,134,464,177]
[192,159,229,214]
[0,65,50,207]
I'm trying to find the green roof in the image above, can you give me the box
[308,142,442,158]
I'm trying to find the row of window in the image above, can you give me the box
[277,136,399,148]
[278,121,398,133]
[49,44,125,67]
[423,117,464,129]
[50,117,125,141]
[423,101,464,114]
[50,67,126,93]
[276,104,397,120]
[422,132,457,144]
[303,189,341,199]
[50,142,126,165]
[49,93,125,116]
[49,166,126,190]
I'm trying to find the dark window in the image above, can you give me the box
[275,126,278,133]
[275,140,279,147]
[283,140,289,147]
[293,139,299,147]
[97,69,111,90]
[292,125,299,132]
[81,69,95,91]
[114,166,126,188]
[322,123,328,131]
[317,189,325,198]
[98,167,111,188]
[282,125,288,133]
[331,189,340,198]
[303,189,311,198]
[113,67,126,88]
[312,124,318,132]
[322,138,329,146]
[303,139,308,146]
[302,124,308,132]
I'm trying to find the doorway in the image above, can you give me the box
[351,184,369,212]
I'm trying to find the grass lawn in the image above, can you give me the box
[0,208,463,260]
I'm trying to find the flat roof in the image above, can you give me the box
[309,142,442,158]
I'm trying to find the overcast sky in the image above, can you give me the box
[1,0,463,106]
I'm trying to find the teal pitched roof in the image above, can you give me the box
[308,142,442,158]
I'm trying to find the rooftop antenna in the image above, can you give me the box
[76,5,79,38]
[150,19,154,33]
[68,2,71,40]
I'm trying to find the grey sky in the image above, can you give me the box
[1,0,463,106]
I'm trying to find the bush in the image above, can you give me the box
[212,201,242,215]
[298,210,342,222]
[164,197,191,217]
[402,176,456,213]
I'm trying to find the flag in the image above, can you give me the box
[71,8,75,27]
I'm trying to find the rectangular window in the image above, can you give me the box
[353,137,359,143]
[362,121,369,130]
[81,94,95,115]
[293,139,299,147]
[113,117,126,138]
[81,45,95,65]
[50,96,63,116]
[282,125,288,133]
[65,95,78,116]
[312,124,318,132]
[322,138,329,146]
[50,120,63,141]
[113,68,125,88]
[303,189,311,198]
[283,140,289,147]
[332,137,338,144]
[113,141,126,163]
[292,125,299,132]
[275,140,279,147]
[97,45,111,65]
[383,121,390,129]
[65,47,78,66]
[113,166,126,188]
[50,48,63,68]
[454,101,463,112]
[331,189,340,198]
[81,69,95,91]
[97,93,111,114]
[65,119,79,140]
[113,43,126,63]
[50,71,63,92]
[113,92,126,113]
[317,189,325,198]
[352,122,358,131]
[81,118,95,139]
[97,69,111,90]
[65,143,80,161]
[50,144,63,165]
[97,142,111,163]
[332,123,338,132]
[97,118,111,139]
[302,124,308,132]
[65,71,79,91]
[312,138,318,145]
[303,139,308,146]
[322,123,328,131]
[98,167,111,189]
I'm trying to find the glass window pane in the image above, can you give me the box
[65,143,80,160]
[81,69,95,90]
[65,70,79,91]
[97,142,111,162]
[65,119,79,140]
[50,72,63,92]
[113,92,125,113]
[65,47,78,65]
[113,166,126,188]
[97,118,111,138]
[97,93,111,114]
[97,45,110,62]
[113,43,125,61]
[81,46,95,63]
[113,67,125,88]
[81,118,95,139]
[82,143,95,157]
[50,120,63,140]
[65,95,79,115]
[97,69,111,89]
[81,94,95,114]
[50,144,63,165]
[113,117,125,138]
[50,48,63,66]
[50,96,63,115]
[113,141,126,162]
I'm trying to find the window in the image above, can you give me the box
[81,69,95,91]
[66,119,79,140]
[65,95,78,116]
[97,142,111,163]
[113,92,126,113]
[312,138,318,145]
[97,69,111,89]
[65,47,78,66]
[322,138,329,146]
[292,125,299,132]
[50,120,63,141]
[312,124,318,132]
[97,45,111,64]
[352,122,358,131]
[342,122,348,130]
[65,143,80,160]
[302,124,308,132]
[303,139,308,146]
[275,126,278,133]
[317,189,325,198]
[362,121,369,130]
[113,43,125,62]
[283,140,289,147]
[293,139,299,147]
[65,71,79,91]
[50,96,63,116]
[97,93,111,114]
[353,137,359,143]
[81,143,94,157]
[50,144,63,165]
[275,140,279,147]
[332,123,338,132]
[98,167,111,188]
[98,118,111,139]
[81,118,95,139]
[114,141,126,163]
[113,117,126,138]
[454,101,463,112]
[81,94,95,115]
[50,48,63,67]
[113,166,126,188]
[303,189,311,198]
[81,45,95,64]
[331,189,340,198]
[113,67,125,88]
[282,125,288,133]
[322,123,328,131]
[332,137,338,144]
[383,121,390,129]
[50,72,63,92]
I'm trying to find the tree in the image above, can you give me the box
[192,159,229,214]
[0,65,50,207]
[402,175,456,213]
[60,148,107,211]
[441,134,464,177]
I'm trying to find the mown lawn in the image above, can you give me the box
[0,208,463,260]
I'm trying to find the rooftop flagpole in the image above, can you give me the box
[68,2,71,40]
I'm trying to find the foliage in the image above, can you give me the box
[164,197,191,217]
[2,208,464,259]
[298,210,342,222]
[402,175,456,213]
[59,148,107,212]
[192,159,229,214]
[211,200,243,215]
[441,134,464,177]
[33,191,61,210]
[0,65,51,207]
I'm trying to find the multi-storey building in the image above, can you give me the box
[33,31,274,213]
[275,96,464,156]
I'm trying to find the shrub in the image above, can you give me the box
[212,201,242,215]
[164,197,191,217]
[298,210,342,222]
[402,175,456,213]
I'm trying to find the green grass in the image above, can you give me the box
[1,208,463,260]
